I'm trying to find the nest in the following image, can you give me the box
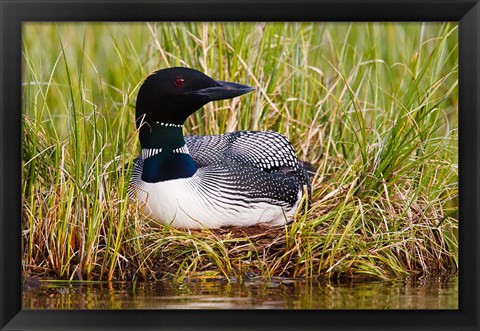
[138,224,312,281]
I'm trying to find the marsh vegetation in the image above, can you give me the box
[22,22,458,282]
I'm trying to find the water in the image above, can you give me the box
[23,276,458,309]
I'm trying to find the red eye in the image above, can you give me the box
[174,76,185,87]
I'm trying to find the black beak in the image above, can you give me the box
[186,80,255,101]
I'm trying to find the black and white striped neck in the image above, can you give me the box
[139,121,197,182]
[141,144,190,160]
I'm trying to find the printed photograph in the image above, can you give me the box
[22,22,458,309]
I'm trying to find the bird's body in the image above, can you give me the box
[128,67,314,229]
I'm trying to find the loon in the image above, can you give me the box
[128,67,314,229]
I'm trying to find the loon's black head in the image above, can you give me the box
[135,67,254,128]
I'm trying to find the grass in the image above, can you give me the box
[22,22,458,282]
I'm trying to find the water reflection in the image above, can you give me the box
[23,276,458,309]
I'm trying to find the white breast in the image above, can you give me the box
[130,171,300,229]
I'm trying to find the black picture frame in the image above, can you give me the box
[1,0,479,330]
